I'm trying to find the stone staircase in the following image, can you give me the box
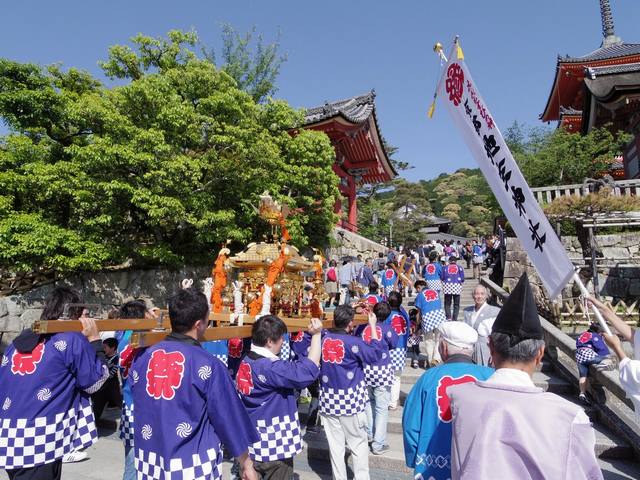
[293,278,640,479]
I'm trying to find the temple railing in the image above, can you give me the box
[480,276,640,459]
[531,178,640,205]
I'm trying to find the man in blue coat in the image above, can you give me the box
[236,315,322,479]
[131,288,259,480]
[402,321,493,480]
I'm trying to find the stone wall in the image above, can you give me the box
[503,232,640,301]
[325,226,387,261]
[0,266,209,352]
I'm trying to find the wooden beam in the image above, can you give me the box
[32,317,169,334]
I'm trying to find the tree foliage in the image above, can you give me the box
[0,30,338,276]
[505,122,632,187]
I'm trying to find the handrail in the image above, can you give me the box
[480,276,640,458]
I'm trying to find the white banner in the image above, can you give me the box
[438,44,574,298]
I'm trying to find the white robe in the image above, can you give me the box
[619,329,640,423]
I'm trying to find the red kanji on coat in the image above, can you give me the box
[423,290,438,302]
[291,331,304,343]
[119,344,137,379]
[361,325,383,344]
[236,361,254,395]
[366,295,379,306]
[578,332,592,344]
[445,63,465,106]
[11,342,45,376]
[447,265,459,275]
[322,338,345,364]
[228,338,243,358]
[146,349,185,400]
[385,269,395,280]
[391,314,407,335]
[436,374,478,422]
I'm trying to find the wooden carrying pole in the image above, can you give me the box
[573,272,612,336]
[31,312,370,348]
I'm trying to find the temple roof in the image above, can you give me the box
[561,43,640,63]
[302,91,397,183]
[304,91,376,124]
[587,61,640,77]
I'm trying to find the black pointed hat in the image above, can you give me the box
[491,273,543,343]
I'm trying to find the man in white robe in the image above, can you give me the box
[462,285,500,366]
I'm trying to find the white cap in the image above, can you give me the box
[438,321,478,348]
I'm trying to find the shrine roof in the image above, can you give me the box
[304,91,376,125]
[586,62,640,77]
[560,42,640,63]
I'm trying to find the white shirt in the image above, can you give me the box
[467,303,497,338]
[486,368,592,426]
[618,329,640,423]
[250,343,279,361]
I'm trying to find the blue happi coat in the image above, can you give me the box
[237,350,319,462]
[441,263,465,295]
[0,332,108,469]
[115,329,141,450]
[380,268,397,296]
[423,262,443,291]
[414,289,447,333]
[131,335,258,480]
[319,329,383,416]
[354,323,398,388]
[402,357,493,480]
[384,307,410,372]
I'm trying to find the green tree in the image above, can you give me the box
[0,30,338,278]
[505,123,632,187]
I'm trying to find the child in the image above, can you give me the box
[91,337,122,420]
[407,308,422,369]
[380,261,398,298]
[364,281,383,306]
[355,302,398,454]
[575,322,612,404]
[385,291,410,410]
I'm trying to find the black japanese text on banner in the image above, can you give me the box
[438,44,574,298]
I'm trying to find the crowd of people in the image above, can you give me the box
[0,251,638,480]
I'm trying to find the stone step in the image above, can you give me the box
[304,428,411,474]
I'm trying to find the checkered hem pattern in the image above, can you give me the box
[213,354,228,367]
[383,285,394,296]
[135,446,222,480]
[364,364,393,388]
[421,309,446,333]
[575,347,598,364]
[249,412,302,462]
[0,396,97,469]
[389,348,407,372]
[119,403,134,449]
[319,380,368,416]
[426,279,442,291]
[442,283,463,295]
[280,341,291,361]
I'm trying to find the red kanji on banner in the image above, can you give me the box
[11,342,45,376]
[146,349,185,400]
[445,63,465,106]
[236,361,254,395]
[322,338,345,364]
[436,374,478,422]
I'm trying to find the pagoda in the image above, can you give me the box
[299,91,396,232]
[540,0,640,178]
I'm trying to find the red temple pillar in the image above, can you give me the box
[347,177,357,231]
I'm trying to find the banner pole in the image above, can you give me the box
[572,272,612,336]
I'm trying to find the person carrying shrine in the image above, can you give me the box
[319,304,383,480]
[423,251,443,294]
[380,261,398,298]
[385,291,410,410]
[447,274,603,480]
[441,255,465,322]
[236,315,322,479]
[0,287,109,480]
[354,301,399,455]
[130,287,259,480]
[402,321,493,480]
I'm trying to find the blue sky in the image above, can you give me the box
[2,0,639,182]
